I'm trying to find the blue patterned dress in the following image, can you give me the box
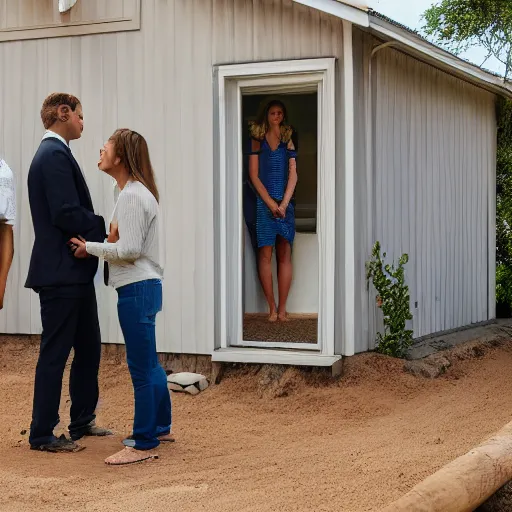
[244,137,297,250]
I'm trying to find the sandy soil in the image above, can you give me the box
[2,335,512,512]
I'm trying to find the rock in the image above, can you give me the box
[404,355,451,379]
[257,365,304,398]
[210,362,224,385]
[167,372,209,395]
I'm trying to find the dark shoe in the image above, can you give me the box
[70,422,113,441]
[30,434,84,453]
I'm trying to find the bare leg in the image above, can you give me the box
[257,246,277,321]
[276,237,292,321]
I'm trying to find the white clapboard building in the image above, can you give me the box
[0,0,510,372]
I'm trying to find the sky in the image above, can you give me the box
[367,0,505,76]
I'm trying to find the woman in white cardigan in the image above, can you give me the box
[69,129,172,465]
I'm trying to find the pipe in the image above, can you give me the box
[365,40,400,348]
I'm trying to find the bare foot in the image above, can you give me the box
[268,311,278,322]
[105,446,158,465]
[278,312,290,322]
[158,432,176,443]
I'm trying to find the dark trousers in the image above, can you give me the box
[29,283,101,447]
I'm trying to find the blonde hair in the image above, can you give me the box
[109,129,159,202]
[249,122,293,143]
[249,99,293,143]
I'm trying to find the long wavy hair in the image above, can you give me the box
[249,99,293,143]
[109,129,159,202]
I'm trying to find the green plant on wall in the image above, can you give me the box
[366,242,413,358]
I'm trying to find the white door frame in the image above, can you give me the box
[214,58,337,365]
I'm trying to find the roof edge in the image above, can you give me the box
[293,0,369,28]
[293,0,512,99]
[368,13,512,99]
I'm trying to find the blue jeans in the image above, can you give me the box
[117,279,171,450]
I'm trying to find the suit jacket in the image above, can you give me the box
[25,137,107,289]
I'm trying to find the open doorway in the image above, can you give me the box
[213,58,336,365]
[241,92,319,344]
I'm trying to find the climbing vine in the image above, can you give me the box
[366,242,413,358]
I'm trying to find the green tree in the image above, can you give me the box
[422,0,512,80]
[496,97,512,316]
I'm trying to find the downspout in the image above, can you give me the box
[366,41,399,251]
[365,40,400,349]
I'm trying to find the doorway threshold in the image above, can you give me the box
[212,347,341,367]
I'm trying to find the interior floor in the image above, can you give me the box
[243,313,318,343]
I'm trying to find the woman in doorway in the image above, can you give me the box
[245,100,298,322]
[69,129,173,465]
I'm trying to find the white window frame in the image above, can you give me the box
[213,58,339,366]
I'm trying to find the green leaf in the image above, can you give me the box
[422,0,512,80]
[366,241,413,359]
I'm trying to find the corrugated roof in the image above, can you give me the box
[369,9,506,81]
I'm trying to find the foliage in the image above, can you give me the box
[496,98,512,265]
[496,264,512,312]
[422,0,512,80]
[496,97,512,315]
[366,242,413,358]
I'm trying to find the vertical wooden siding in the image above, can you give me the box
[0,0,345,354]
[353,41,497,352]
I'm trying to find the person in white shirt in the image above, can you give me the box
[69,129,172,466]
[0,158,15,310]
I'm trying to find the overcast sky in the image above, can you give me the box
[367,0,504,75]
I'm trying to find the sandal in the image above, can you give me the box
[105,446,158,465]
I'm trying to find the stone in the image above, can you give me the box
[167,372,209,395]
[195,356,213,380]
[257,365,304,399]
[404,355,451,379]
[210,362,224,385]
[331,358,343,377]
[183,385,200,396]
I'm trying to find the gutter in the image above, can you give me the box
[293,0,512,99]
[368,13,512,99]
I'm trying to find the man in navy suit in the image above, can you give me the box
[26,93,112,452]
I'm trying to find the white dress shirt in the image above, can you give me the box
[42,130,69,147]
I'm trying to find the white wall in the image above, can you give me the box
[243,225,319,314]
[0,0,344,354]
[352,31,497,352]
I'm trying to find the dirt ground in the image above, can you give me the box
[2,335,512,512]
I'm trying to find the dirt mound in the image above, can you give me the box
[3,335,512,511]
[405,338,508,379]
